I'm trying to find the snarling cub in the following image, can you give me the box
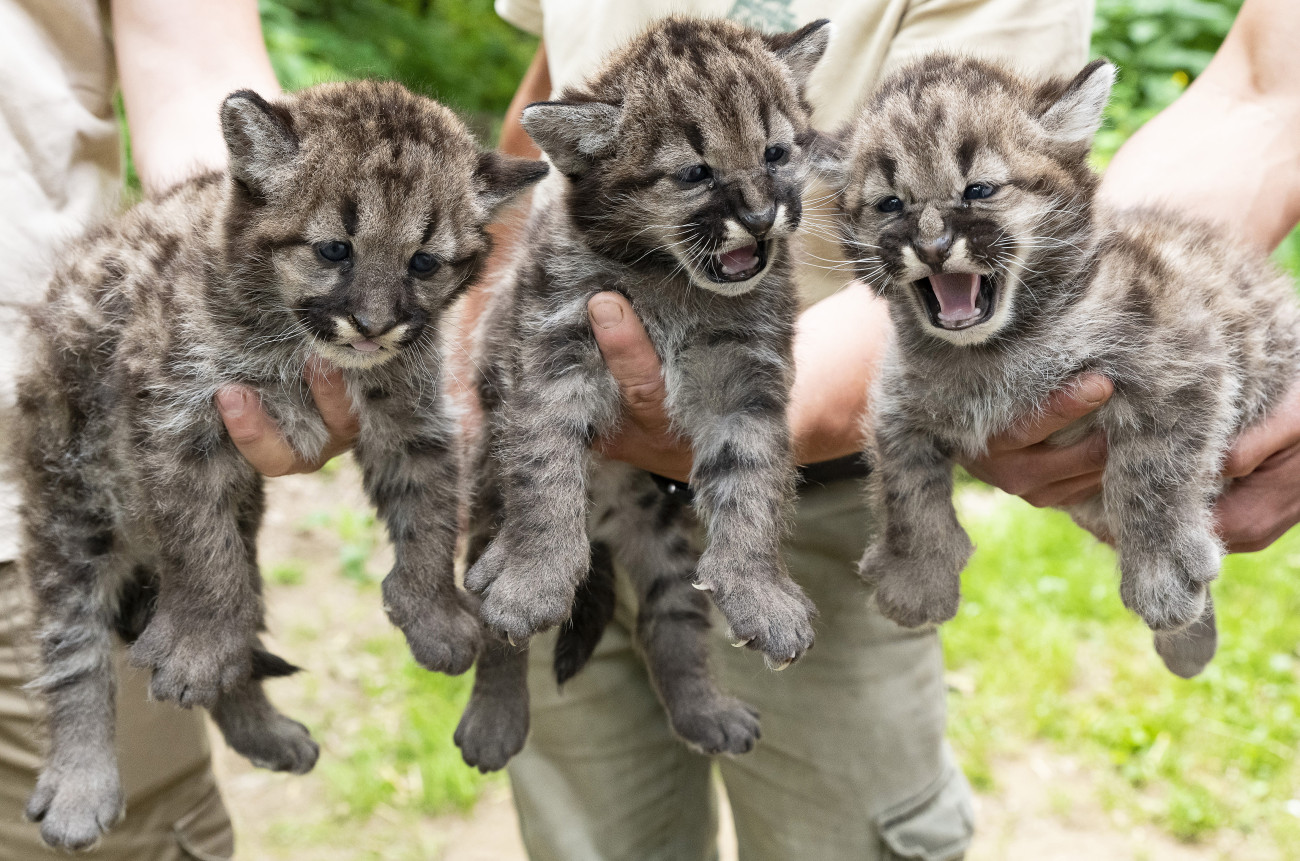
[15,81,544,849]
[831,55,1300,677]
[454,17,830,771]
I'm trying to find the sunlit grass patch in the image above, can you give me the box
[945,488,1300,849]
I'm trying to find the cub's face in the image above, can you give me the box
[522,17,831,296]
[221,83,546,369]
[834,57,1114,346]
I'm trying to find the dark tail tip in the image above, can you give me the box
[554,542,617,686]
[251,648,302,680]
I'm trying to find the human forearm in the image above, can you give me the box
[112,0,280,197]
[1100,0,1300,249]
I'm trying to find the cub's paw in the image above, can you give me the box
[701,562,815,667]
[465,539,508,596]
[862,548,961,629]
[1154,599,1218,679]
[477,555,583,644]
[669,695,761,756]
[383,575,481,676]
[132,615,255,708]
[26,761,124,851]
[218,708,319,774]
[454,688,530,773]
[1120,538,1218,632]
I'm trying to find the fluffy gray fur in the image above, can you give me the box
[13,81,544,849]
[454,17,831,770]
[829,55,1300,678]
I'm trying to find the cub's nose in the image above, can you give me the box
[349,313,398,338]
[739,207,776,239]
[914,230,954,268]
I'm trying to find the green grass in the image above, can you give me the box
[946,488,1300,849]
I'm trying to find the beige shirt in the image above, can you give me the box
[0,0,120,560]
[495,0,1094,301]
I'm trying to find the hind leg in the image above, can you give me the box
[210,677,319,774]
[598,466,761,756]
[22,535,126,848]
[454,633,531,772]
[1154,594,1218,678]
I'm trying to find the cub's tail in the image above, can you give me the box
[553,542,616,686]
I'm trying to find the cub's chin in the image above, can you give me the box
[681,239,775,297]
[312,339,404,370]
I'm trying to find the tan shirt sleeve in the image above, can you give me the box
[495,0,544,36]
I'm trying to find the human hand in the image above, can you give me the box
[215,358,360,476]
[1214,379,1300,552]
[586,293,693,482]
[959,375,1113,508]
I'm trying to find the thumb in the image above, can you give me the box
[588,292,670,428]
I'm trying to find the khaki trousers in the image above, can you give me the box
[509,477,973,861]
[0,563,233,860]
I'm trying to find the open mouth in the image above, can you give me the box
[914,273,997,331]
[703,240,769,283]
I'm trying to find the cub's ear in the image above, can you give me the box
[475,152,550,214]
[1037,59,1116,147]
[764,18,833,92]
[520,100,621,175]
[221,89,299,198]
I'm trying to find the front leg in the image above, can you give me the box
[672,339,814,667]
[355,382,479,676]
[467,321,619,643]
[130,429,264,708]
[859,408,971,628]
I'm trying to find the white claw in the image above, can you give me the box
[731,638,752,648]
[766,655,795,671]
[691,581,712,591]
[506,633,517,648]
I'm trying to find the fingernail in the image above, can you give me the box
[216,388,247,418]
[589,299,624,330]
[1078,376,1109,406]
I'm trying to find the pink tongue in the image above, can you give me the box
[351,339,381,353]
[718,244,759,276]
[928,273,982,324]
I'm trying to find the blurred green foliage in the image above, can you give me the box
[258,0,536,139]
[1091,0,1243,159]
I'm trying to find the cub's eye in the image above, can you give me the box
[680,164,712,184]
[764,145,788,164]
[963,183,997,201]
[317,241,351,262]
[409,252,439,274]
[876,196,904,214]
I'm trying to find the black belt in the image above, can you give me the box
[649,453,870,501]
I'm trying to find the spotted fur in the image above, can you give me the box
[830,55,1300,677]
[453,17,830,770]
[14,81,545,849]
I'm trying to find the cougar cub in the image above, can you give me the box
[454,17,830,771]
[832,55,1300,678]
[15,81,544,848]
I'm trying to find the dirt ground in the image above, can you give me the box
[212,465,1253,861]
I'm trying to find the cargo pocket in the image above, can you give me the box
[173,783,235,861]
[876,765,975,861]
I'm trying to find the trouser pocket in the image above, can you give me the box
[876,765,975,861]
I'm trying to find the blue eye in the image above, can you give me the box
[409,252,439,274]
[876,196,903,213]
[963,183,997,200]
[681,164,712,184]
[317,241,351,262]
